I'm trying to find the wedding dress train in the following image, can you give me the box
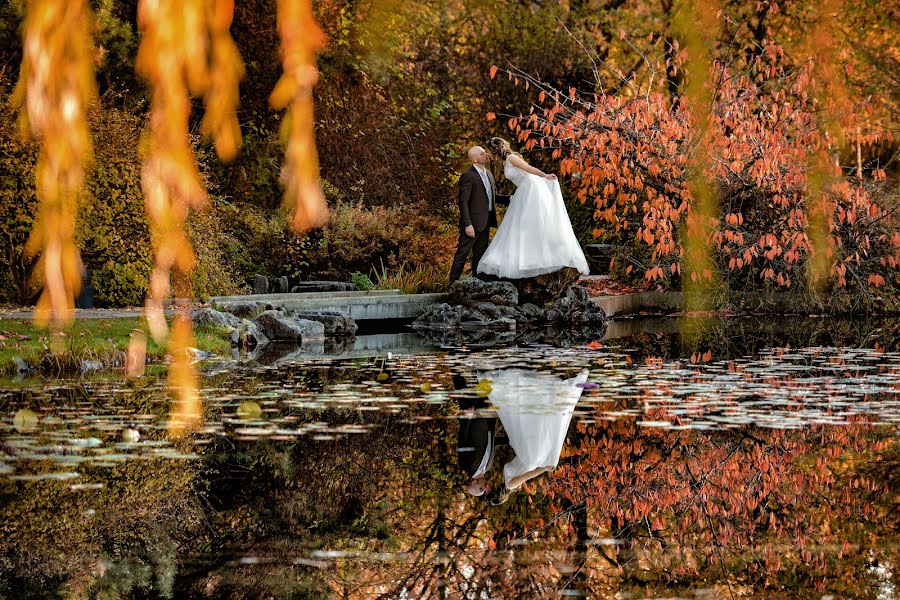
[476,158,589,279]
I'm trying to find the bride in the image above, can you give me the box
[477,137,589,279]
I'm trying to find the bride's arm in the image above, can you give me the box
[508,154,557,179]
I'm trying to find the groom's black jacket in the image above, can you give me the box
[458,166,510,233]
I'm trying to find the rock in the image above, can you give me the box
[287,311,358,336]
[547,285,607,324]
[272,276,289,293]
[191,307,242,329]
[449,279,518,307]
[239,319,269,350]
[291,281,356,293]
[459,317,516,331]
[252,274,269,295]
[121,428,140,443]
[78,359,104,373]
[412,303,467,329]
[296,318,326,339]
[517,303,544,322]
[12,357,34,377]
[187,347,213,362]
[254,310,306,342]
[220,301,272,319]
[507,267,582,307]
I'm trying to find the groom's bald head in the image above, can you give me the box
[468,146,490,166]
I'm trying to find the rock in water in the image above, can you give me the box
[220,301,272,319]
[191,307,242,329]
[413,268,606,347]
[287,311,358,336]
[448,279,518,307]
[239,319,270,351]
[254,310,307,342]
[503,267,582,307]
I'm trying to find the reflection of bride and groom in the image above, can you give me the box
[455,368,589,504]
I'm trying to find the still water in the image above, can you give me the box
[1,316,898,599]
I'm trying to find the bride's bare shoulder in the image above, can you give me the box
[507,153,527,166]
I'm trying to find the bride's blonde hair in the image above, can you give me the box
[488,137,514,160]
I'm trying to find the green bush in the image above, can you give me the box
[79,108,153,306]
[350,272,375,291]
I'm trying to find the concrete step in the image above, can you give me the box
[211,289,401,303]
[591,291,682,317]
[211,291,447,320]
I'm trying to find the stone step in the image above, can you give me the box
[591,291,682,317]
[211,291,447,320]
[211,289,401,303]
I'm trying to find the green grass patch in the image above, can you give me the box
[0,317,233,376]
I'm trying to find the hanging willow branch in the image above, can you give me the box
[135,0,243,437]
[11,0,96,329]
[270,0,329,232]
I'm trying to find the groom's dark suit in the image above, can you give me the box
[449,165,510,283]
[453,373,498,479]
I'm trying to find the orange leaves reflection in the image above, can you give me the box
[11,0,96,328]
[270,0,329,233]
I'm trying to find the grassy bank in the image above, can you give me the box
[0,317,232,376]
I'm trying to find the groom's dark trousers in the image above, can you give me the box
[449,165,509,283]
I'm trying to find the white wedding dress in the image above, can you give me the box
[477,157,589,279]
[478,368,589,490]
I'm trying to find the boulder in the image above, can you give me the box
[254,310,306,342]
[507,267,582,307]
[191,307,242,329]
[291,281,356,293]
[252,274,269,295]
[448,279,518,307]
[296,318,326,339]
[287,311,358,336]
[220,301,272,319]
[517,303,544,322]
[412,303,467,329]
[459,317,516,331]
[272,276,289,293]
[239,318,269,350]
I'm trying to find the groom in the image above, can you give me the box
[448,145,510,283]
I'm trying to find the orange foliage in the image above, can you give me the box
[11,0,96,328]
[269,0,329,233]
[505,32,899,296]
[136,0,244,342]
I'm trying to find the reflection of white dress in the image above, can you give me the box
[477,157,589,279]
[479,369,589,489]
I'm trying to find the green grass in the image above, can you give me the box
[0,317,233,376]
[373,262,448,294]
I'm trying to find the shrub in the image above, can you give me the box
[79,108,153,306]
[306,202,457,282]
[510,40,899,308]
[350,272,375,291]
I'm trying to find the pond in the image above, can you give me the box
[1,315,898,599]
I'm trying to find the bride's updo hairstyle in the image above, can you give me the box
[488,137,514,160]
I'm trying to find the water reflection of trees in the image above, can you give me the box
[1,336,898,598]
[544,407,898,596]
